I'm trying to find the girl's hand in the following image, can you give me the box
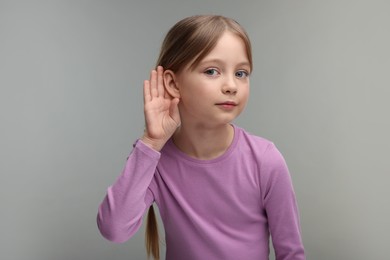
[141,66,180,151]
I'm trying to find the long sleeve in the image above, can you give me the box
[260,144,305,260]
[97,140,160,243]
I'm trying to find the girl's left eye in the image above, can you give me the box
[235,70,249,78]
[204,68,219,76]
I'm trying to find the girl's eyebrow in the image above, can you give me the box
[200,58,250,68]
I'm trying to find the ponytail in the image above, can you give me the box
[145,205,160,260]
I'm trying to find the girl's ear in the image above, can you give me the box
[163,70,180,98]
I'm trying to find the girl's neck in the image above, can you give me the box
[172,123,234,160]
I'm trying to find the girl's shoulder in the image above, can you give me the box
[235,125,286,165]
[235,125,274,152]
[236,126,291,188]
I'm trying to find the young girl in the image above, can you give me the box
[97,15,305,260]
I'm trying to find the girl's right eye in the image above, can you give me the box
[204,68,219,76]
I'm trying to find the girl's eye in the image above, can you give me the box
[204,68,219,76]
[235,70,249,78]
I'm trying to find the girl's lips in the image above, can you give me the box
[216,101,237,110]
[216,101,237,106]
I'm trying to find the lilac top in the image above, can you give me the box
[97,125,305,259]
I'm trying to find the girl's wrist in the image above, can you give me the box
[140,135,167,151]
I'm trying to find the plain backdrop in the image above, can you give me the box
[1,0,389,259]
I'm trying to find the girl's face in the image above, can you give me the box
[174,31,251,128]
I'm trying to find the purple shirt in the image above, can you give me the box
[97,125,305,259]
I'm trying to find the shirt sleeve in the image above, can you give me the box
[96,140,160,243]
[260,143,305,260]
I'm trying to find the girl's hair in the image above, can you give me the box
[145,15,252,260]
[156,15,252,73]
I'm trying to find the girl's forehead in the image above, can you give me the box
[179,31,251,73]
[200,32,250,64]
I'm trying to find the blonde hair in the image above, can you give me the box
[146,15,253,260]
[157,15,252,73]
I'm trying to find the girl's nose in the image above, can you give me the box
[222,77,238,94]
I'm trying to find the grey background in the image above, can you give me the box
[1,0,389,259]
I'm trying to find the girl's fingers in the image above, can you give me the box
[143,80,151,103]
[145,67,167,104]
[150,69,158,97]
[157,66,164,97]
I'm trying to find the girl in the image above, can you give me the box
[97,15,305,260]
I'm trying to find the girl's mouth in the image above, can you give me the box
[216,101,237,109]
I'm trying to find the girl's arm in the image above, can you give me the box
[261,144,305,260]
[97,140,160,242]
[97,66,180,242]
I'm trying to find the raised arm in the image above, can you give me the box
[97,66,180,242]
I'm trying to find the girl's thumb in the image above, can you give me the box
[169,98,181,125]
